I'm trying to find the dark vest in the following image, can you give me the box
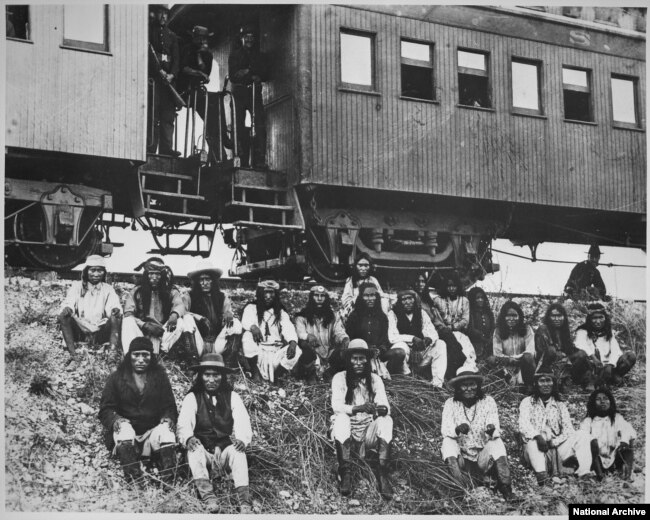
[396,312,424,339]
[193,390,233,452]
[190,290,225,336]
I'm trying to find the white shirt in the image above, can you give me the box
[241,304,298,344]
[62,281,121,325]
[574,329,622,366]
[387,309,439,345]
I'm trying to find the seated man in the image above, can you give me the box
[518,368,593,486]
[564,244,607,301]
[241,280,301,383]
[122,257,203,364]
[98,337,178,484]
[388,290,447,387]
[580,387,636,481]
[346,282,406,377]
[58,255,121,369]
[185,260,242,363]
[177,353,253,513]
[330,339,394,500]
[294,285,350,383]
[441,363,514,501]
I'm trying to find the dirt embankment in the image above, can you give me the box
[4,275,646,514]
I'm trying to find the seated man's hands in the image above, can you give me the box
[186,437,202,452]
[166,312,178,331]
[455,423,470,435]
[250,325,264,343]
[286,341,297,359]
[535,434,549,453]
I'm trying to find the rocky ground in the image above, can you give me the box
[4,273,646,514]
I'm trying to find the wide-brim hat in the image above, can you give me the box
[192,25,213,38]
[587,244,603,256]
[190,353,237,373]
[344,338,378,359]
[448,363,483,388]
[151,4,171,13]
[188,259,223,280]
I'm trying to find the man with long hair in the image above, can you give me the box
[518,367,592,486]
[441,363,514,501]
[177,353,253,513]
[579,388,636,480]
[573,302,636,389]
[346,282,403,377]
[122,257,203,364]
[388,289,447,386]
[241,280,300,383]
[98,337,178,484]
[330,339,394,499]
[466,287,494,360]
[340,253,389,324]
[488,300,536,392]
[295,285,349,383]
[58,255,122,369]
[185,260,242,363]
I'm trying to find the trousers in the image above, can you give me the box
[187,443,249,488]
[524,430,592,476]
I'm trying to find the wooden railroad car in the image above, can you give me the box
[4,4,646,285]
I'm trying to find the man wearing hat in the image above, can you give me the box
[228,22,270,167]
[241,279,301,382]
[294,285,350,384]
[186,259,242,361]
[122,257,203,364]
[388,289,447,386]
[518,367,593,485]
[177,353,253,513]
[98,337,178,484]
[330,338,394,499]
[148,4,181,156]
[564,244,607,300]
[441,363,514,500]
[58,255,122,369]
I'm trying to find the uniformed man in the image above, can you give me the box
[148,4,180,156]
[228,23,270,167]
[564,244,607,300]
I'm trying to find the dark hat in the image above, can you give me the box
[151,4,170,13]
[190,353,237,372]
[191,25,212,38]
[587,244,603,256]
[447,362,483,388]
[344,339,378,359]
[128,336,154,354]
[135,256,166,272]
[586,302,608,316]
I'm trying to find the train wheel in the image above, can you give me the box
[305,227,348,284]
[12,205,100,270]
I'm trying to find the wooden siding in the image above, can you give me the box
[304,5,646,214]
[5,5,147,161]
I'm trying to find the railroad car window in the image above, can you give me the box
[340,30,374,89]
[62,4,108,53]
[511,59,541,114]
[562,67,592,122]
[400,40,434,101]
[6,5,30,40]
[611,75,639,126]
[457,50,491,108]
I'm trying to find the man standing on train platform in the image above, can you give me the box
[148,4,181,156]
[121,257,203,366]
[294,285,350,384]
[228,23,270,167]
[241,280,301,383]
[564,244,607,300]
[58,255,122,370]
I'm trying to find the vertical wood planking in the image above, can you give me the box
[6,5,147,160]
[305,5,645,214]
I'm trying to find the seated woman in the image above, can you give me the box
[345,282,406,377]
[573,302,636,390]
[487,301,535,392]
[441,362,514,501]
[534,303,580,390]
[518,368,593,485]
[466,287,494,361]
[579,388,636,480]
[432,272,470,334]
[340,253,389,324]
[414,272,437,321]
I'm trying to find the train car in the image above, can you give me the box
[5,5,646,285]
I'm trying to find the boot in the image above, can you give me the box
[535,471,550,486]
[236,485,253,514]
[445,456,464,483]
[116,440,143,484]
[377,439,394,500]
[495,456,514,501]
[302,361,319,385]
[249,357,264,384]
[335,439,352,496]
[590,439,604,481]
[195,478,220,513]
[155,443,177,484]
[183,332,200,367]
[620,446,634,480]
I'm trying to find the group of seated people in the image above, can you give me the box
[57,253,638,509]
